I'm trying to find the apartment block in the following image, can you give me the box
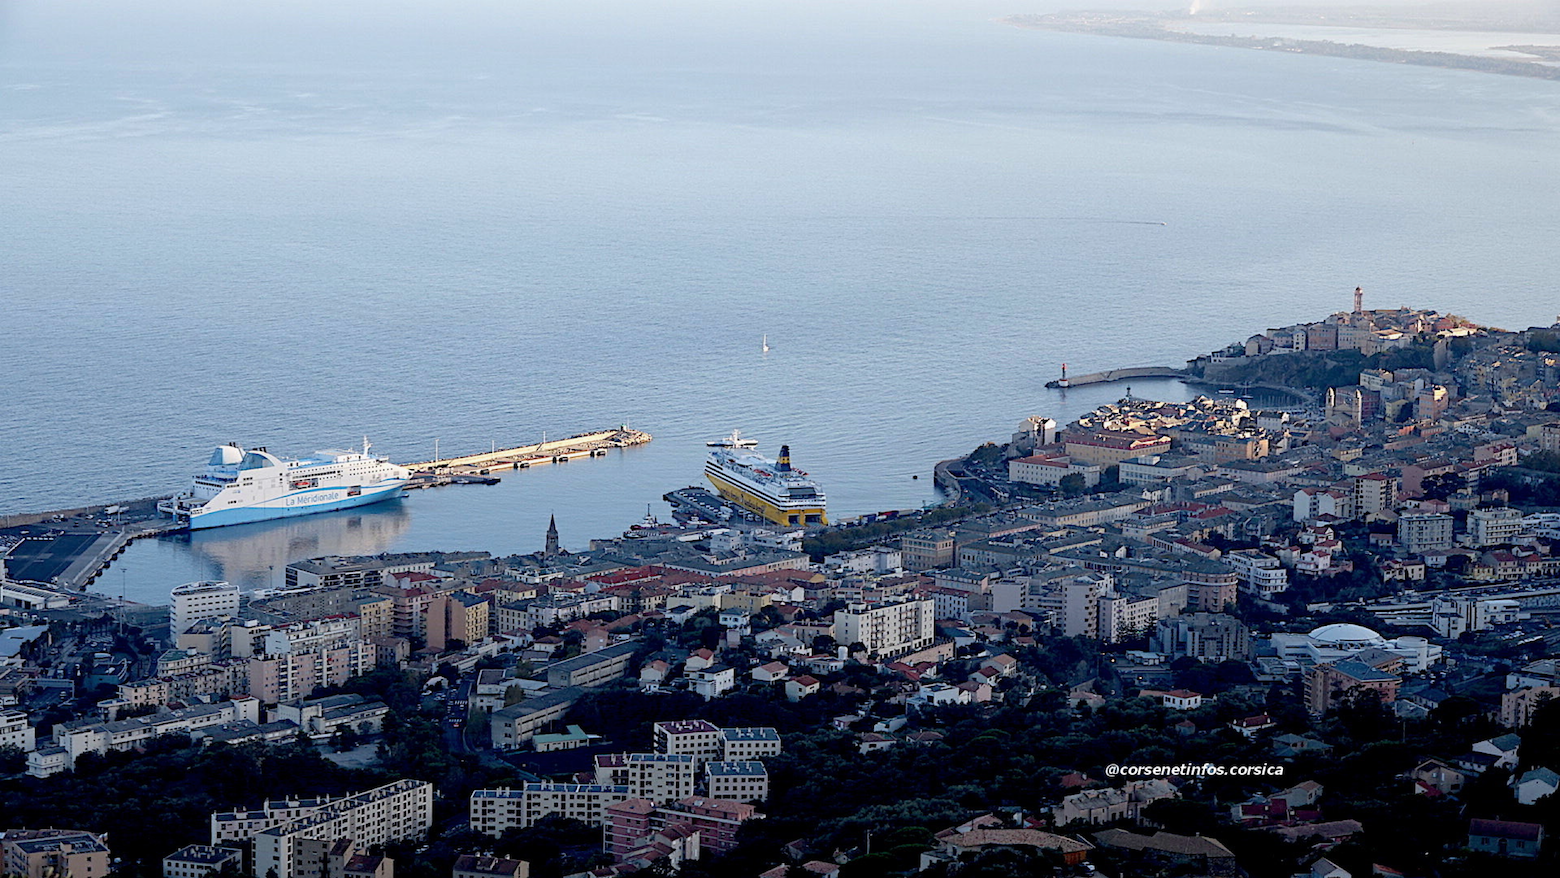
[469,784,630,835]
[0,709,36,753]
[251,781,434,878]
[1468,507,1526,548]
[704,761,768,803]
[170,581,241,637]
[425,592,491,651]
[163,845,241,878]
[653,720,723,766]
[59,698,261,768]
[1398,512,1455,554]
[833,598,935,658]
[718,727,781,761]
[2,830,110,878]
[594,753,696,802]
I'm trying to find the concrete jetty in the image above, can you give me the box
[1045,366,1186,389]
[408,427,652,474]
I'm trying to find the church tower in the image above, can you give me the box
[544,515,560,557]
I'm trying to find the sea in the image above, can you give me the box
[3,0,1559,605]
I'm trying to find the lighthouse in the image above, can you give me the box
[1059,363,1070,388]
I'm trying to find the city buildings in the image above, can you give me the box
[832,598,935,658]
[170,581,241,636]
[470,784,630,834]
[246,781,433,878]
[2,830,110,878]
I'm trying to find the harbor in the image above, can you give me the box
[0,426,655,607]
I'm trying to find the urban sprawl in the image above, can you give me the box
[4,300,1560,878]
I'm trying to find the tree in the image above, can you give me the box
[1058,473,1086,497]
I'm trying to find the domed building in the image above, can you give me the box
[1270,621,1440,672]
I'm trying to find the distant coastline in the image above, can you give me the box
[1003,12,1560,81]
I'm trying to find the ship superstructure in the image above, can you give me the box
[159,439,410,530]
[704,441,827,527]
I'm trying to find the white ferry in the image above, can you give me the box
[159,439,410,530]
[704,441,827,527]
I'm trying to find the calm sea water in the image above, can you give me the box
[3,1,1559,603]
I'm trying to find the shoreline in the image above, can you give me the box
[1002,13,1560,81]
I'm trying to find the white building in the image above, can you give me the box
[832,598,934,658]
[1225,550,1289,599]
[59,697,261,768]
[1270,623,1441,672]
[1062,574,1111,639]
[170,581,241,636]
[1431,595,1526,639]
[594,753,696,802]
[719,727,782,761]
[252,780,433,878]
[163,845,242,878]
[1467,507,1527,548]
[654,720,724,766]
[822,546,903,576]
[0,709,37,753]
[689,666,736,701]
[469,784,629,834]
[1097,590,1159,644]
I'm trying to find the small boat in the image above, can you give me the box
[762,334,770,353]
[706,429,759,449]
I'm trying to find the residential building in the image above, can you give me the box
[1305,660,1402,716]
[2,830,110,878]
[236,781,433,878]
[832,598,934,658]
[719,727,781,761]
[452,856,527,878]
[653,720,723,766]
[901,530,955,572]
[594,753,697,802]
[1055,780,1177,825]
[425,592,490,652]
[469,784,630,834]
[163,845,242,878]
[1153,613,1252,663]
[1397,513,1454,555]
[58,698,261,768]
[1468,507,1526,547]
[1500,686,1560,728]
[1466,819,1543,859]
[170,581,241,636]
[688,666,736,701]
[0,709,36,753]
[1225,550,1289,599]
[1063,430,1172,467]
[703,761,768,803]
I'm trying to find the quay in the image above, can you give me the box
[407,427,652,475]
[1045,365,1186,389]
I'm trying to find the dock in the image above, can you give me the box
[407,427,652,475]
[1045,366,1186,389]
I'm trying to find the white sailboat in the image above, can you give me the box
[762,334,770,353]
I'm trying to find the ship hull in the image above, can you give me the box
[183,481,406,530]
[706,470,827,528]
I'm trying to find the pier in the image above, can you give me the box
[1045,366,1186,389]
[407,427,652,475]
